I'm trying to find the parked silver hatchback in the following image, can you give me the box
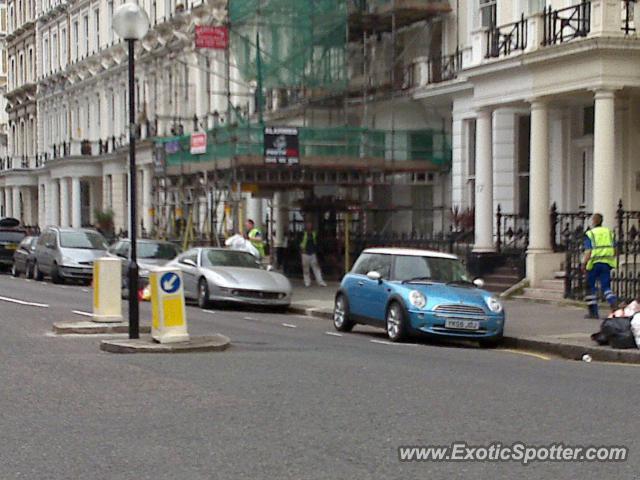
[33,227,108,284]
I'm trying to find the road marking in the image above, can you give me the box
[72,310,94,318]
[0,296,49,308]
[81,288,90,293]
[244,316,255,321]
[325,331,342,337]
[370,339,418,347]
[498,349,551,361]
[204,310,216,315]
[282,323,297,328]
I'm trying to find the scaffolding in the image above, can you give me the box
[151,0,455,267]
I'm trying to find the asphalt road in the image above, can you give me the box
[0,273,638,480]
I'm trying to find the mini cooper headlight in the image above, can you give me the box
[408,290,427,309]
[486,296,503,313]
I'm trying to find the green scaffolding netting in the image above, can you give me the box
[229,0,348,90]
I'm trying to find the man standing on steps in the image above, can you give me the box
[300,221,326,288]
[582,213,618,319]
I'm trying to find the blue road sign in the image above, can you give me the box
[160,271,181,294]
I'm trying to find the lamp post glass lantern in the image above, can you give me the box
[112,3,149,339]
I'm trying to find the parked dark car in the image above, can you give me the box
[107,239,180,297]
[0,218,27,270]
[12,235,38,277]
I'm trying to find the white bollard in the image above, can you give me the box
[150,267,189,344]
[92,257,123,323]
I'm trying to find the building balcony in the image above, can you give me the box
[0,155,38,172]
[469,0,638,66]
[349,0,451,37]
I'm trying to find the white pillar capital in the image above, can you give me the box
[592,88,619,101]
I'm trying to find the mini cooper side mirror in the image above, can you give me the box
[473,278,485,288]
[367,271,382,282]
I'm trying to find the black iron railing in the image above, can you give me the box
[495,204,529,253]
[622,0,636,34]
[427,48,463,84]
[543,1,591,46]
[563,201,640,302]
[486,15,528,58]
[550,202,592,252]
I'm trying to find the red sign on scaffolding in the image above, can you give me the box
[195,26,229,49]
[190,132,207,155]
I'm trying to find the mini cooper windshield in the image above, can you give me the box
[395,255,472,284]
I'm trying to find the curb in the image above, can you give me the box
[501,336,640,364]
[53,321,152,335]
[289,305,640,364]
[100,334,231,354]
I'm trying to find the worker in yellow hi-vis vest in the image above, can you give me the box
[246,219,266,259]
[582,213,618,319]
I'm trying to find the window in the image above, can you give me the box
[52,33,58,70]
[393,255,470,283]
[28,48,32,81]
[73,20,79,60]
[466,119,477,208]
[42,38,48,75]
[351,253,391,278]
[0,6,6,33]
[479,0,496,28]
[517,115,531,217]
[583,106,595,136]
[108,0,113,42]
[60,28,67,66]
[83,15,89,55]
[94,9,100,49]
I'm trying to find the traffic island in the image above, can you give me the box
[52,321,151,335]
[99,334,231,354]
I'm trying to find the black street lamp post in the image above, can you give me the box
[113,3,150,339]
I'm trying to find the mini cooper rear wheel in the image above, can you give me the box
[333,294,355,332]
[198,278,211,309]
[386,302,408,342]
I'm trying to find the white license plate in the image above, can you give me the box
[445,318,480,330]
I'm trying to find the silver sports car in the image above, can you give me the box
[168,247,292,309]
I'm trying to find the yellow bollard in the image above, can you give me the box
[92,257,123,323]
[150,267,189,343]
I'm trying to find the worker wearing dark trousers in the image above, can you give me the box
[582,213,618,319]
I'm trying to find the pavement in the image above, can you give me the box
[0,273,639,479]
[289,280,640,363]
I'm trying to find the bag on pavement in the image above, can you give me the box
[600,317,638,349]
[631,313,640,348]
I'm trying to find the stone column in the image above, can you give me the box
[473,109,495,252]
[12,187,21,222]
[142,166,153,235]
[593,89,617,228]
[60,178,70,227]
[71,177,82,228]
[245,196,263,230]
[51,179,60,226]
[528,99,551,252]
[111,172,126,233]
[5,187,12,218]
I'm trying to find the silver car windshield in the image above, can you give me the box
[393,255,471,283]
[59,231,107,250]
[202,250,260,269]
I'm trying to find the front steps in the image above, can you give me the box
[483,265,522,293]
[519,271,566,302]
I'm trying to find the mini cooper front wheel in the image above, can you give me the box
[386,302,408,342]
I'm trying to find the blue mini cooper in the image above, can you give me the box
[334,248,505,346]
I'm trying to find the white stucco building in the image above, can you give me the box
[1,0,639,286]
